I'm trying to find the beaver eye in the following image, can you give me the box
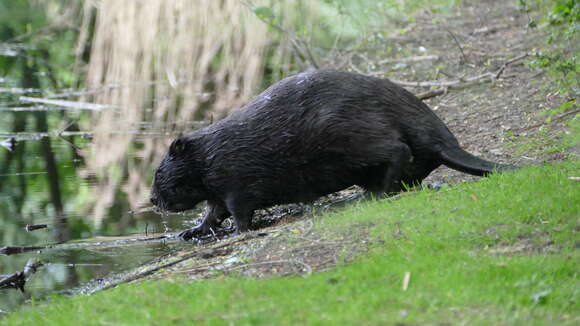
[169,138,186,156]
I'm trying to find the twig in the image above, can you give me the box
[443,27,468,64]
[391,72,494,88]
[19,96,117,111]
[494,53,529,79]
[379,55,439,65]
[473,25,506,35]
[166,261,224,275]
[271,24,319,69]
[25,224,48,232]
[417,89,446,100]
[49,263,104,267]
[416,78,489,100]
[56,119,83,151]
[0,139,14,152]
[227,259,313,276]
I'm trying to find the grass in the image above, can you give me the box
[507,112,579,158]
[4,160,579,325]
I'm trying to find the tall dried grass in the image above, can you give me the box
[79,0,318,225]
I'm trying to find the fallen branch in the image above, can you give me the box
[379,55,439,65]
[391,53,529,100]
[416,78,492,100]
[391,71,495,88]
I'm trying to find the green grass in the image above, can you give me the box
[4,160,579,325]
[510,119,579,161]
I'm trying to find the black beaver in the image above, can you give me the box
[150,70,516,240]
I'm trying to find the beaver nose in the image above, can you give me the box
[150,194,158,206]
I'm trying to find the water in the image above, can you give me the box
[0,104,203,313]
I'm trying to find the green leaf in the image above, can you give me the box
[253,6,275,21]
[558,99,576,113]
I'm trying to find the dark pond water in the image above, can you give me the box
[0,93,204,313]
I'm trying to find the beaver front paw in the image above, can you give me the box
[177,226,211,241]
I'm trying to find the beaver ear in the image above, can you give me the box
[169,137,187,156]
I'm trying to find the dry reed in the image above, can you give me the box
[78,0,318,226]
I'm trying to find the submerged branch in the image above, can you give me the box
[0,259,44,292]
[19,96,117,111]
[0,245,46,256]
[25,224,48,232]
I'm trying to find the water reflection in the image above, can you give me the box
[0,0,227,315]
[0,106,201,313]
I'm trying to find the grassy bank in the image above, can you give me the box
[4,160,579,325]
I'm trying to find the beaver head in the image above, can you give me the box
[150,137,207,212]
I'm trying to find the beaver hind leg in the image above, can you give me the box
[225,196,254,235]
[361,141,412,196]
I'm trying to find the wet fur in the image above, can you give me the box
[151,70,515,240]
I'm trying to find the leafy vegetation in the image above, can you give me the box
[4,161,579,325]
[521,0,580,97]
[508,0,580,158]
[0,1,81,90]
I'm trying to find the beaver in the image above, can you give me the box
[150,70,516,240]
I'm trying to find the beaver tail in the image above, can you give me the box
[439,146,518,176]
